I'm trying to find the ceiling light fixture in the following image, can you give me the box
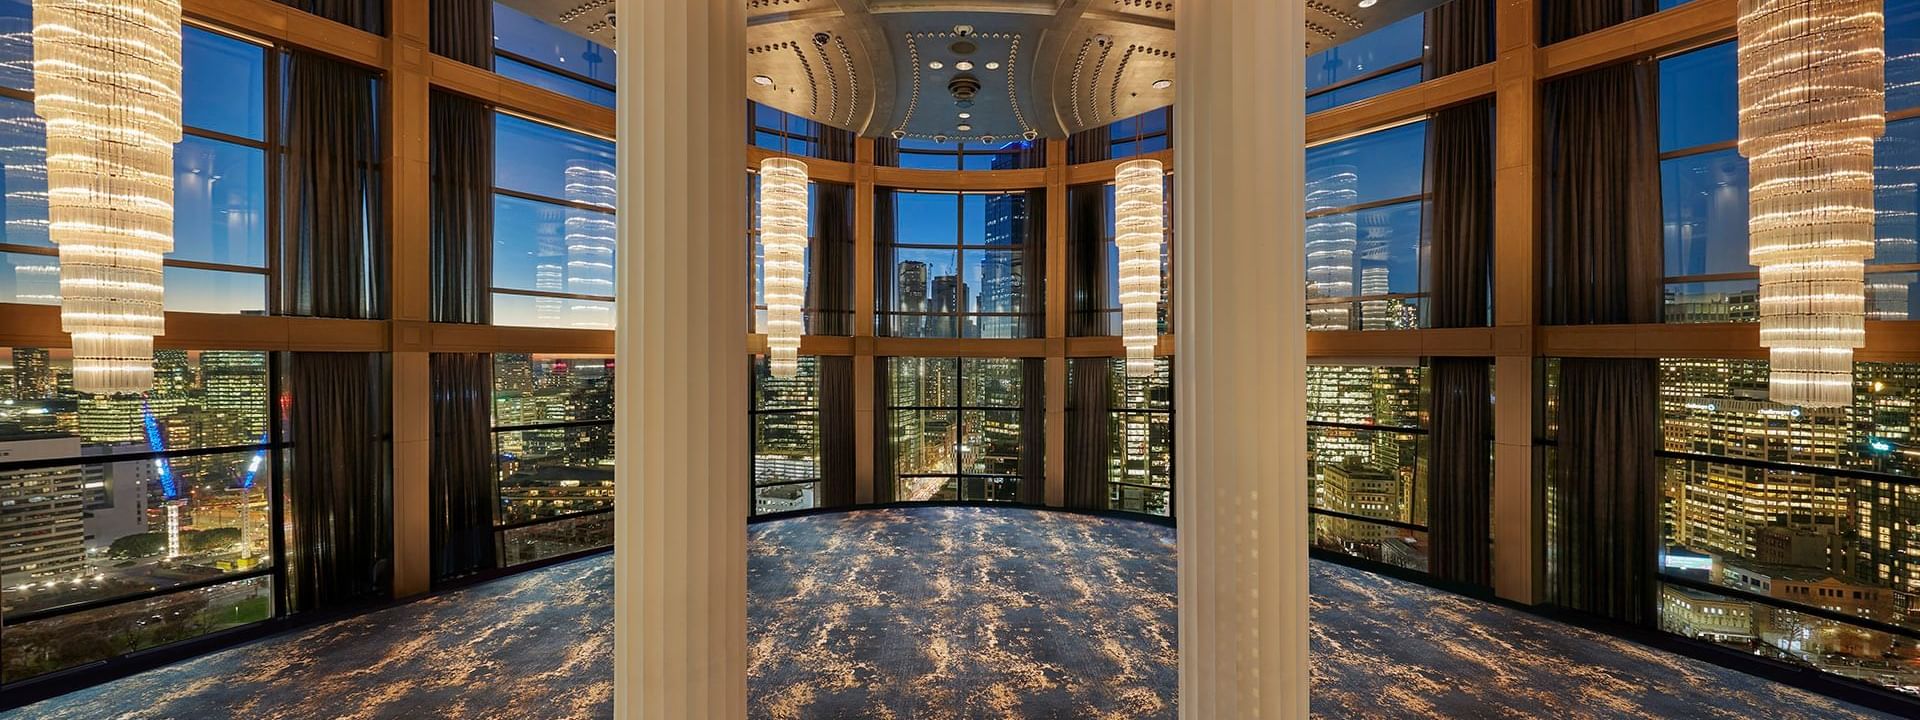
[1153,78,1172,89]
[954,60,974,71]
[753,74,774,86]
[957,124,972,132]
[759,157,809,379]
[986,61,1000,70]
[958,112,971,119]
[1358,0,1378,7]
[35,0,184,395]
[1115,159,1165,377]
[1738,0,1886,407]
[929,60,944,70]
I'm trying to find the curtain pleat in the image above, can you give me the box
[430,0,493,67]
[1551,358,1661,625]
[1066,183,1111,336]
[1542,62,1664,326]
[874,138,900,167]
[873,189,897,336]
[819,356,856,507]
[1020,358,1047,505]
[1541,0,1657,45]
[1065,357,1113,510]
[430,92,493,324]
[281,0,386,34]
[1022,188,1047,338]
[1427,99,1493,329]
[810,182,855,335]
[284,51,386,320]
[817,126,857,163]
[288,352,391,611]
[1425,0,1494,79]
[1017,139,1049,169]
[872,359,897,503]
[1068,126,1113,164]
[1428,357,1491,586]
[429,353,495,582]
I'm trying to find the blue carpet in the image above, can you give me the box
[3,507,1894,719]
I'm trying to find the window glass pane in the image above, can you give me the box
[1,575,272,683]
[1878,118,1919,266]
[1305,13,1424,92]
[1890,0,1920,113]
[495,424,615,523]
[0,348,271,453]
[0,0,29,92]
[164,266,267,314]
[173,135,267,267]
[1305,66,1423,114]
[494,113,617,202]
[1307,363,1427,427]
[490,354,615,425]
[961,358,1023,407]
[182,27,266,141]
[1869,271,1916,320]
[1661,148,1750,277]
[1658,42,1738,152]
[898,151,960,171]
[500,512,611,566]
[0,250,55,304]
[894,192,959,244]
[0,95,48,248]
[492,293,614,329]
[1661,359,1920,476]
[1306,121,1427,208]
[1313,514,1430,572]
[894,410,958,478]
[961,409,1022,475]
[495,56,616,109]
[1664,279,1759,324]
[493,193,617,299]
[492,2,617,86]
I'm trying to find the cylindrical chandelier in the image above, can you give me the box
[759,157,809,378]
[1737,0,1886,407]
[34,1,184,395]
[1114,159,1165,378]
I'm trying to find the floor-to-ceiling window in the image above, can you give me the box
[489,354,615,566]
[886,357,1030,502]
[751,356,822,515]
[1306,12,1424,114]
[880,190,1037,338]
[1105,358,1174,515]
[491,113,618,330]
[1305,121,1430,331]
[491,1,615,108]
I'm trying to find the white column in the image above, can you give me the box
[1174,0,1308,718]
[613,0,748,718]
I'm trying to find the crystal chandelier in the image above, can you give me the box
[34,1,184,395]
[1738,0,1886,407]
[1114,159,1165,378]
[759,157,809,378]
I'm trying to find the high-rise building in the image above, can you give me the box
[201,351,268,446]
[895,259,929,337]
[0,435,89,585]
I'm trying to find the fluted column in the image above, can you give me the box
[1174,0,1308,718]
[613,0,748,718]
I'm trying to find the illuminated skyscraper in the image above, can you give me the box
[0,435,88,585]
[895,260,929,337]
[1305,164,1357,330]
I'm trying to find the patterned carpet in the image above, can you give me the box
[4,507,1895,719]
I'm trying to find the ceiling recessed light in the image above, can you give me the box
[954,60,974,71]
[958,112,972,119]
[957,123,972,132]
[985,62,1000,70]
[1152,78,1172,89]
[1358,0,1377,6]
[929,61,944,70]
[753,75,774,86]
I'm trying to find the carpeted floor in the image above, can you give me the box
[3,507,1895,719]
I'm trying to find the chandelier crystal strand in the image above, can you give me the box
[1738,0,1886,407]
[34,1,184,395]
[1115,159,1165,378]
[759,157,809,379]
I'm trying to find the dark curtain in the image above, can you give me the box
[818,356,856,507]
[1019,359,1047,505]
[430,91,492,324]
[287,352,391,611]
[1425,0,1494,78]
[872,359,897,503]
[1427,99,1493,329]
[429,353,495,582]
[431,0,493,67]
[817,126,857,163]
[1065,357,1112,510]
[1068,126,1112,164]
[1016,139,1049,169]
[810,182,855,335]
[873,189,898,336]
[1542,61,1663,326]
[1428,357,1491,586]
[1551,358,1660,625]
[1066,183,1111,336]
[281,0,386,34]
[1542,0,1657,45]
[1022,189,1047,338]
[284,51,386,320]
[874,138,901,167]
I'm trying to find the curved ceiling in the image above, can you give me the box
[500,1,1448,141]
